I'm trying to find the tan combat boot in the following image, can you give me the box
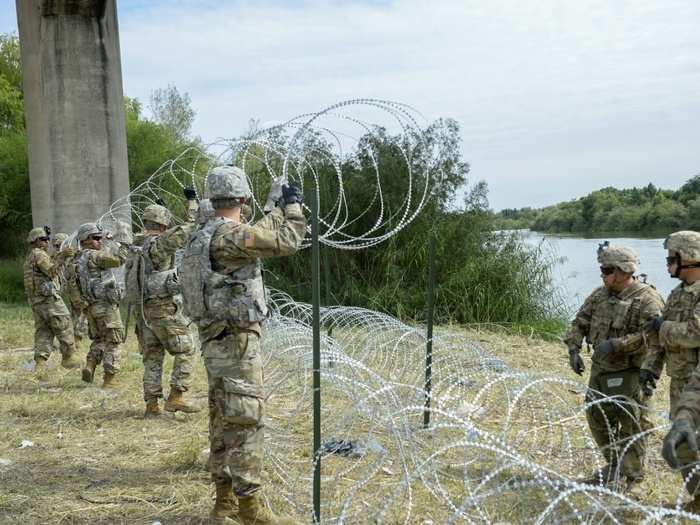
[34,357,48,378]
[61,352,82,369]
[210,482,240,524]
[81,358,97,383]
[102,372,117,389]
[238,494,297,525]
[144,399,163,419]
[164,390,201,413]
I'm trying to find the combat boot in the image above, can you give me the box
[81,358,97,383]
[61,352,82,369]
[144,399,163,419]
[683,494,700,514]
[210,482,239,524]
[581,463,619,487]
[238,493,297,525]
[34,357,48,378]
[164,390,201,413]
[102,372,117,389]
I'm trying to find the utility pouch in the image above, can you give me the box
[221,377,263,426]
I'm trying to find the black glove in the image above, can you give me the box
[662,419,699,469]
[183,186,197,200]
[645,314,664,334]
[639,368,658,396]
[43,225,51,236]
[155,197,166,206]
[281,182,304,205]
[594,338,619,358]
[568,348,585,376]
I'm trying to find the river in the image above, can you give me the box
[519,231,676,314]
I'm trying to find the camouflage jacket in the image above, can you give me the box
[674,365,700,426]
[564,280,665,372]
[199,202,306,340]
[23,248,67,305]
[134,209,198,313]
[643,280,700,379]
[74,243,128,306]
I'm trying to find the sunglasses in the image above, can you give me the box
[38,237,50,242]
[600,266,616,275]
[666,256,679,266]
[89,236,102,241]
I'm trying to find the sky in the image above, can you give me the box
[2,0,700,211]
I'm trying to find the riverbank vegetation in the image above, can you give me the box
[496,176,700,235]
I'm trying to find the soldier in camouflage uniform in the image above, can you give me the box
[180,166,305,525]
[24,227,81,374]
[564,244,664,487]
[644,231,700,512]
[127,188,200,417]
[51,233,89,349]
[73,222,129,388]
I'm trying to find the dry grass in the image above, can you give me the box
[0,305,689,524]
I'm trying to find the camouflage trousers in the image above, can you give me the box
[31,296,75,361]
[668,376,700,496]
[70,304,89,343]
[86,301,124,375]
[203,328,264,496]
[585,366,650,480]
[136,302,195,401]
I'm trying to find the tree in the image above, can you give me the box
[148,84,195,141]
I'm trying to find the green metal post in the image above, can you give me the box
[423,231,436,428]
[311,191,322,524]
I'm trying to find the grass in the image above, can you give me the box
[0,303,689,524]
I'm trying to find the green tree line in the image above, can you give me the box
[495,179,700,234]
[0,33,564,333]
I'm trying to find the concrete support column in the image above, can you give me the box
[16,0,130,234]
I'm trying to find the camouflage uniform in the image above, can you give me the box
[180,167,306,500]
[129,201,198,403]
[653,231,700,503]
[52,234,89,346]
[565,246,664,482]
[23,229,76,363]
[74,233,128,377]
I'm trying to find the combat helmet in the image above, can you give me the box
[597,244,640,274]
[665,231,700,263]
[206,165,252,208]
[52,233,69,250]
[27,227,49,244]
[142,204,171,228]
[77,222,102,242]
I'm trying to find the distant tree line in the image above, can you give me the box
[495,178,700,235]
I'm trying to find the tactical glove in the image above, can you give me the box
[594,338,620,358]
[568,348,585,376]
[281,182,304,205]
[43,225,51,236]
[183,186,197,200]
[155,197,166,206]
[639,368,658,396]
[662,419,699,469]
[645,314,664,334]
[264,178,285,213]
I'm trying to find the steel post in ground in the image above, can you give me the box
[423,231,436,428]
[311,190,322,523]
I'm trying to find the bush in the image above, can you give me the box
[0,257,25,303]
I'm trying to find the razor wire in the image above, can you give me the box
[79,98,442,252]
[259,290,699,524]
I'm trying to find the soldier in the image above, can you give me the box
[564,244,664,488]
[24,226,81,373]
[127,188,200,417]
[180,166,305,525]
[645,231,700,511]
[74,222,129,388]
[51,233,89,349]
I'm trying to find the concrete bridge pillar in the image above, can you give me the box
[15,0,130,234]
